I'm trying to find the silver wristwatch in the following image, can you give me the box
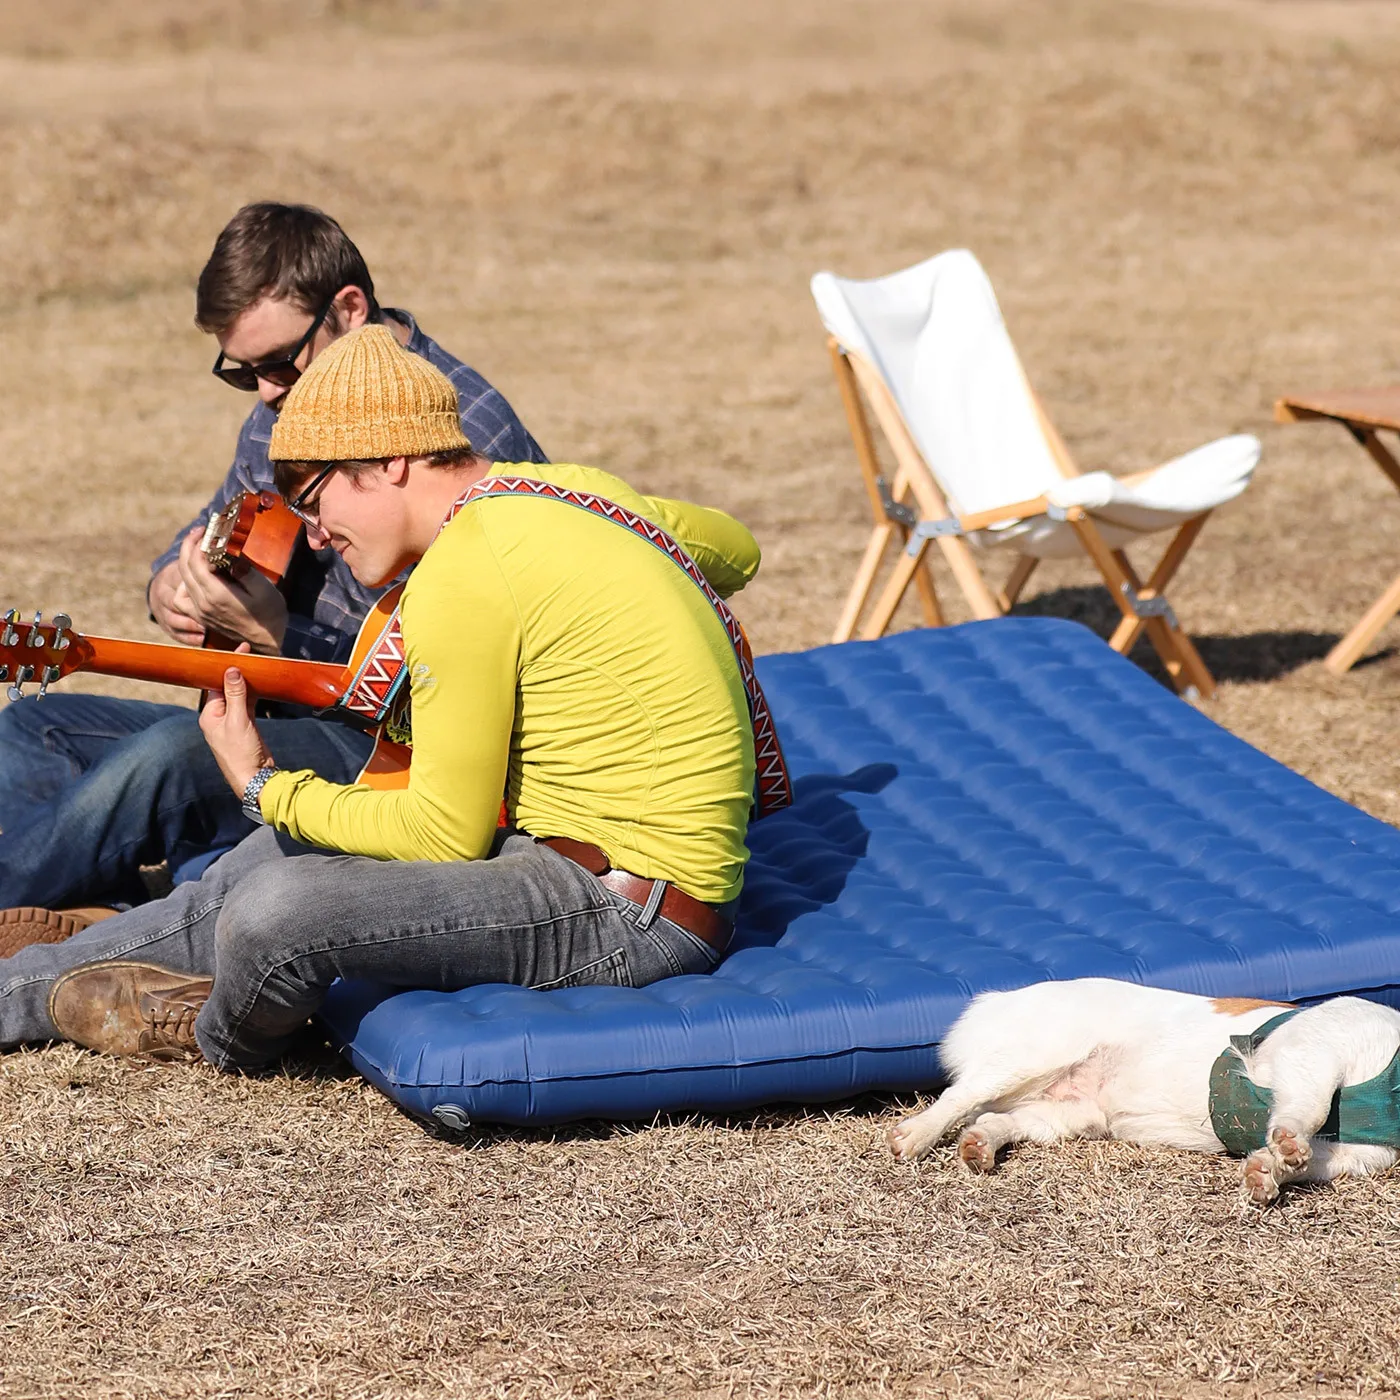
[241,765,279,825]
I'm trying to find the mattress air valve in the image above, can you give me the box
[431,1104,472,1131]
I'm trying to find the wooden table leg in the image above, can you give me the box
[1355,426,1400,493]
[1325,424,1400,673]
[1325,567,1400,674]
[1279,402,1400,673]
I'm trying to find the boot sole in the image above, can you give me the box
[0,906,115,959]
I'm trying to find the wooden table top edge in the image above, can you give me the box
[1275,388,1400,431]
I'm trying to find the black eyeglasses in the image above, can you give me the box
[285,461,341,528]
[211,297,334,392]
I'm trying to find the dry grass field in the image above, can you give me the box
[3,0,1400,1395]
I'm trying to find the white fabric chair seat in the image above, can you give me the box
[974,434,1262,559]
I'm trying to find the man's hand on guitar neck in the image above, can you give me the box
[199,647,277,798]
[148,549,206,648]
[167,528,289,656]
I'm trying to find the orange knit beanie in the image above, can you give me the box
[269,323,472,462]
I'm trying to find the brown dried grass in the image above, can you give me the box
[3,0,1400,1394]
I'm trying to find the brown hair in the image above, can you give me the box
[273,447,480,500]
[195,202,380,336]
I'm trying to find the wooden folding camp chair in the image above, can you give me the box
[812,250,1260,700]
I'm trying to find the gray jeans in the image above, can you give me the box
[0,829,723,1069]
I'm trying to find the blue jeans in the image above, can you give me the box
[0,694,373,910]
[0,827,722,1068]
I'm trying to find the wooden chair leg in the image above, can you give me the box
[1108,517,1209,655]
[996,555,1039,612]
[847,350,1007,625]
[1070,517,1143,635]
[1143,615,1216,699]
[860,540,934,640]
[1066,509,1215,700]
[828,341,948,638]
[828,339,889,523]
[834,523,897,642]
[1108,551,1148,655]
[913,558,946,628]
[936,534,1004,620]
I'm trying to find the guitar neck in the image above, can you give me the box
[68,635,347,709]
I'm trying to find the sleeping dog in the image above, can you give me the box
[888,979,1400,1203]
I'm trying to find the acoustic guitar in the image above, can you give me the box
[0,595,412,791]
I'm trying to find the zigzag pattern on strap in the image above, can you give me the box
[334,475,793,818]
[340,609,410,721]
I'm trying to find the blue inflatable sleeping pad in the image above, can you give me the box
[317,618,1400,1128]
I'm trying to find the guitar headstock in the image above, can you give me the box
[201,490,301,580]
[0,610,82,701]
[201,491,264,572]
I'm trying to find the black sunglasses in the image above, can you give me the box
[211,297,334,392]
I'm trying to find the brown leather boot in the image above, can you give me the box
[0,906,118,959]
[48,961,213,1060]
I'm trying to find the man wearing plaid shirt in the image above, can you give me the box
[0,204,546,932]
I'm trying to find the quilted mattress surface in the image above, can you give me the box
[318,618,1400,1127]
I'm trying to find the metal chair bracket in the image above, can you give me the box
[1119,581,1178,628]
[876,475,917,529]
[875,477,963,553]
[904,517,964,554]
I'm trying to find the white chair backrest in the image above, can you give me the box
[811,250,1065,516]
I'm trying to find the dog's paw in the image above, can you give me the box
[957,1126,997,1174]
[888,1117,936,1162]
[1268,1124,1311,1173]
[1243,1148,1281,1205]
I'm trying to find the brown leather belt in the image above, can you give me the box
[537,836,732,955]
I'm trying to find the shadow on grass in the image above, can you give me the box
[1011,585,1340,685]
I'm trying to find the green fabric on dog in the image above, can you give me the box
[1209,1010,1400,1155]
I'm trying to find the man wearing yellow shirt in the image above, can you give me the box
[0,326,780,1067]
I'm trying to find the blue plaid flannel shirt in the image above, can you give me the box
[151,309,548,664]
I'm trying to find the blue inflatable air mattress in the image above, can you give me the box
[317,618,1400,1128]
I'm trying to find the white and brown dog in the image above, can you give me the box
[888,979,1400,1203]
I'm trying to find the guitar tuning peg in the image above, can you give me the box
[51,613,72,649]
[36,664,60,699]
[1,609,18,647]
[7,663,32,702]
[26,611,42,647]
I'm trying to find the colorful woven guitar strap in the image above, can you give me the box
[335,476,793,818]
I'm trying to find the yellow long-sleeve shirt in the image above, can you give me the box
[260,462,759,903]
